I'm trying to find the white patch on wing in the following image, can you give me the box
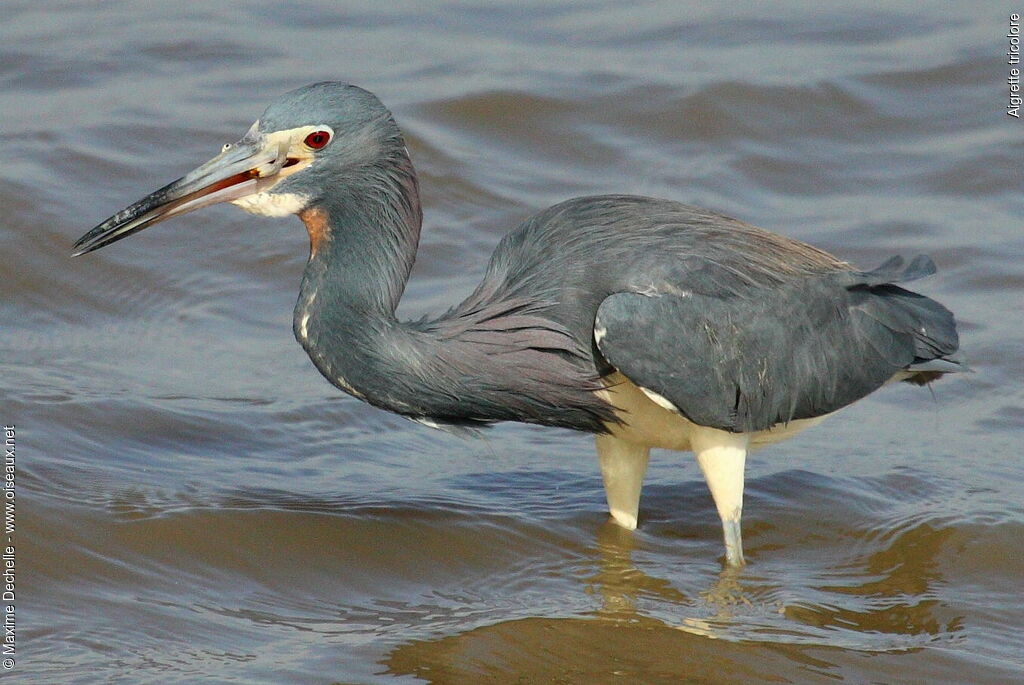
[638,386,681,413]
[231,191,308,217]
[594,322,608,344]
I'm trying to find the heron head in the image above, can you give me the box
[73,82,403,255]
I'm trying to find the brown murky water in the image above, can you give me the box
[4,1,1022,683]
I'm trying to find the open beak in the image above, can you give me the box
[73,130,291,256]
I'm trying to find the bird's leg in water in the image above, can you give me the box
[596,434,651,530]
[692,427,750,567]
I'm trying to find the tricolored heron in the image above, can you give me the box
[74,83,963,566]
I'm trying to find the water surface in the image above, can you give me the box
[3,1,1022,683]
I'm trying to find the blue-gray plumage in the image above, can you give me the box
[73,82,964,567]
[597,254,958,432]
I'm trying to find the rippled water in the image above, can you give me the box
[4,1,1022,683]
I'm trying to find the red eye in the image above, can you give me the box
[304,130,331,149]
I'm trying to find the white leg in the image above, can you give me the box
[596,434,651,530]
[691,427,750,567]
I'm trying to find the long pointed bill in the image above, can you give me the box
[72,132,291,256]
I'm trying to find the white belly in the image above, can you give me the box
[595,372,827,451]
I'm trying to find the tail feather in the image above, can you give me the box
[849,254,937,287]
[845,255,963,384]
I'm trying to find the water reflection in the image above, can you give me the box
[586,520,688,616]
[385,509,967,682]
[8,1,1021,680]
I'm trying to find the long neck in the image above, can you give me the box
[299,147,421,315]
[293,150,612,432]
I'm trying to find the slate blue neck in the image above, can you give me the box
[300,149,421,315]
[292,148,613,431]
[293,146,433,406]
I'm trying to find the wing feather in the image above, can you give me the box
[595,256,960,433]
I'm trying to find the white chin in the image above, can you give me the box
[231,191,308,217]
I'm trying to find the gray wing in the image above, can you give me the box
[594,255,961,433]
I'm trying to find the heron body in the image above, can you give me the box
[75,83,963,566]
